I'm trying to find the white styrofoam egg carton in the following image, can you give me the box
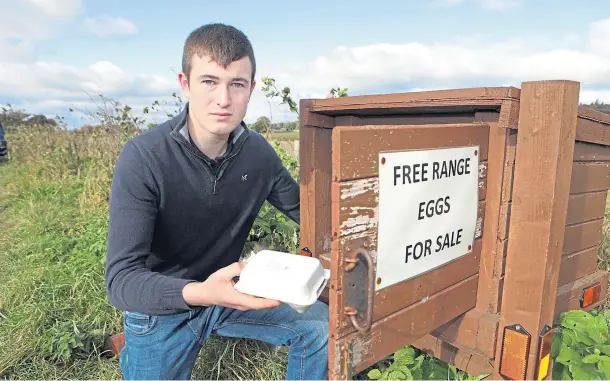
[234,249,330,313]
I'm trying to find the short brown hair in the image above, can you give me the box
[182,23,256,82]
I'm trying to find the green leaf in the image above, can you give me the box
[556,346,583,366]
[588,314,609,344]
[595,344,610,356]
[394,346,415,366]
[583,354,604,364]
[562,310,596,345]
[552,330,563,358]
[569,363,602,380]
[597,357,610,379]
[562,328,578,346]
[553,363,570,380]
[367,369,382,379]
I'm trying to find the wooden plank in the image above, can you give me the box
[494,80,580,380]
[562,218,603,255]
[554,270,609,319]
[578,106,610,125]
[504,191,606,238]
[558,247,600,286]
[311,86,520,112]
[429,308,500,359]
[299,122,333,257]
[569,162,610,194]
[334,178,487,239]
[355,113,483,126]
[332,123,490,182]
[476,101,520,315]
[573,141,610,162]
[566,191,607,225]
[413,335,494,378]
[333,275,479,378]
[576,116,610,146]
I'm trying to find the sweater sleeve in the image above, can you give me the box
[105,140,195,315]
[267,159,300,225]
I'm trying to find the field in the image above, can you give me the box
[0,107,609,380]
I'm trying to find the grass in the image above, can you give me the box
[0,124,288,379]
[265,130,299,141]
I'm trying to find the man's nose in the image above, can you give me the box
[216,85,231,107]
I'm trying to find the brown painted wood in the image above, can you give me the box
[332,275,479,378]
[413,334,494,377]
[430,308,500,359]
[558,247,600,286]
[476,101,520,315]
[504,191,606,240]
[554,270,609,319]
[573,141,610,162]
[566,191,607,225]
[578,106,610,125]
[332,123,490,182]
[311,86,520,111]
[494,80,580,380]
[355,113,484,126]
[562,218,604,255]
[576,116,610,146]
[569,162,610,194]
[299,121,333,258]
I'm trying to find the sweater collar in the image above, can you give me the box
[170,102,249,147]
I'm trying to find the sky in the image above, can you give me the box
[1,0,609,127]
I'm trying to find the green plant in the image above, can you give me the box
[366,346,489,380]
[552,309,610,380]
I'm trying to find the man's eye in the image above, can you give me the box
[203,80,215,85]
[232,83,244,88]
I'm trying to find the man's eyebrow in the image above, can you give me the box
[196,74,249,83]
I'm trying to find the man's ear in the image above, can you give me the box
[249,79,257,96]
[178,72,190,99]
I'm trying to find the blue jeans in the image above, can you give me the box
[119,300,329,380]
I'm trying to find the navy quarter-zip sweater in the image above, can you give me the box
[105,105,300,315]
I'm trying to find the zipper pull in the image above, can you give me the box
[213,178,218,195]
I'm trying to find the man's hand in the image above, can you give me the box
[182,262,281,311]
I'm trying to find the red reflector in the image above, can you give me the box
[300,247,312,257]
[580,283,601,308]
[499,324,531,380]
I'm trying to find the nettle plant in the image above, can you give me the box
[552,309,610,380]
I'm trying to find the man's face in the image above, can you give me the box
[179,54,256,137]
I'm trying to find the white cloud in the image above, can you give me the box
[20,0,82,18]
[589,18,610,57]
[273,18,610,105]
[84,16,138,37]
[0,60,176,99]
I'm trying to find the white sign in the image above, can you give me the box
[375,146,480,290]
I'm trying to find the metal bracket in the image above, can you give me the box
[343,248,375,334]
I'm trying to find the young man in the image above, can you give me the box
[105,23,329,380]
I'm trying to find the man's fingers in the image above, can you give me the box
[217,262,245,279]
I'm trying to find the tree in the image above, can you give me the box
[260,77,348,120]
[251,116,271,133]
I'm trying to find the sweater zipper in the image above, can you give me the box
[212,158,231,195]
[171,130,249,194]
